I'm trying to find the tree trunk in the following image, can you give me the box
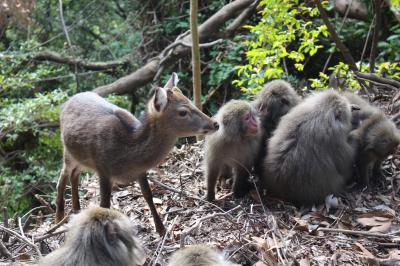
[190,0,203,141]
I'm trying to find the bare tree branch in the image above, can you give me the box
[94,0,256,96]
[33,51,130,71]
[314,0,374,94]
[315,0,358,71]
[369,0,382,73]
[354,71,400,91]
[58,0,71,47]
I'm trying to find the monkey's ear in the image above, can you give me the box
[164,72,179,89]
[105,221,119,243]
[151,87,168,113]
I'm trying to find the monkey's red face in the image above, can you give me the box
[243,112,258,135]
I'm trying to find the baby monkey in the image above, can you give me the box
[252,79,301,139]
[204,100,261,201]
[168,245,239,266]
[39,207,144,266]
[344,93,400,186]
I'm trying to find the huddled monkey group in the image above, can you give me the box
[41,75,399,265]
[205,80,399,206]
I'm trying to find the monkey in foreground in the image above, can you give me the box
[252,79,301,139]
[39,207,145,266]
[168,245,239,266]
[204,100,261,201]
[262,90,358,205]
[344,93,400,186]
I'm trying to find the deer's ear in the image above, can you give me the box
[151,87,168,113]
[164,72,179,89]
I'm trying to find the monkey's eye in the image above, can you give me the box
[281,98,289,105]
[178,110,188,117]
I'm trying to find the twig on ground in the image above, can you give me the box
[34,194,55,214]
[0,240,11,259]
[44,215,69,236]
[34,228,68,242]
[18,218,25,239]
[318,227,399,240]
[180,205,241,248]
[152,215,177,266]
[0,225,41,257]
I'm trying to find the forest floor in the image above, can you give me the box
[1,93,400,266]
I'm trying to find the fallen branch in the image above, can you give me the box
[34,228,68,242]
[34,194,55,214]
[180,205,241,248]
[94,0,256,96]
[44,215,69,235]
[0,241,11,259]
[0,225,41,257]
[354,71,400,90]
[318,227,399,240]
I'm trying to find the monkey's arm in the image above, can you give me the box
[355,151,375,187]
[232,165,253,198]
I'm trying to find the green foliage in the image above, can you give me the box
[310,62,400,90]
[378,24,400,60]
[234,0,328,94]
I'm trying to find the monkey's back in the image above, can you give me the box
[263,91,354,205]
[205,130,261,170]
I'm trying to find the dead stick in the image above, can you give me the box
[318,227,399,240]
[34,228,68,242]
[44,215,69,235]
[2,208,9,242]
[0,240,11,259]
[34,194,55,213]
[180,205,241,248]
[0,225,41,257]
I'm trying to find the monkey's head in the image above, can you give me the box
[68,207,145,265]
[217,100,260,139]
[253,80,300,124]
[368,119,400,158]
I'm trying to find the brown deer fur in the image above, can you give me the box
[55,73,218,235]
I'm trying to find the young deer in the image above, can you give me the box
[56,73,218,235]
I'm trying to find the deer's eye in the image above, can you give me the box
[179,110,188,117]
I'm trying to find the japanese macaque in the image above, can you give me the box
[262,91,357,205]
[204,100,262,201]
[252,80,301,174]
[344,93,400,186]
[168,245,239,266]
[55,73,219,235]
[40,208,145,266]
[252,79,301,139]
